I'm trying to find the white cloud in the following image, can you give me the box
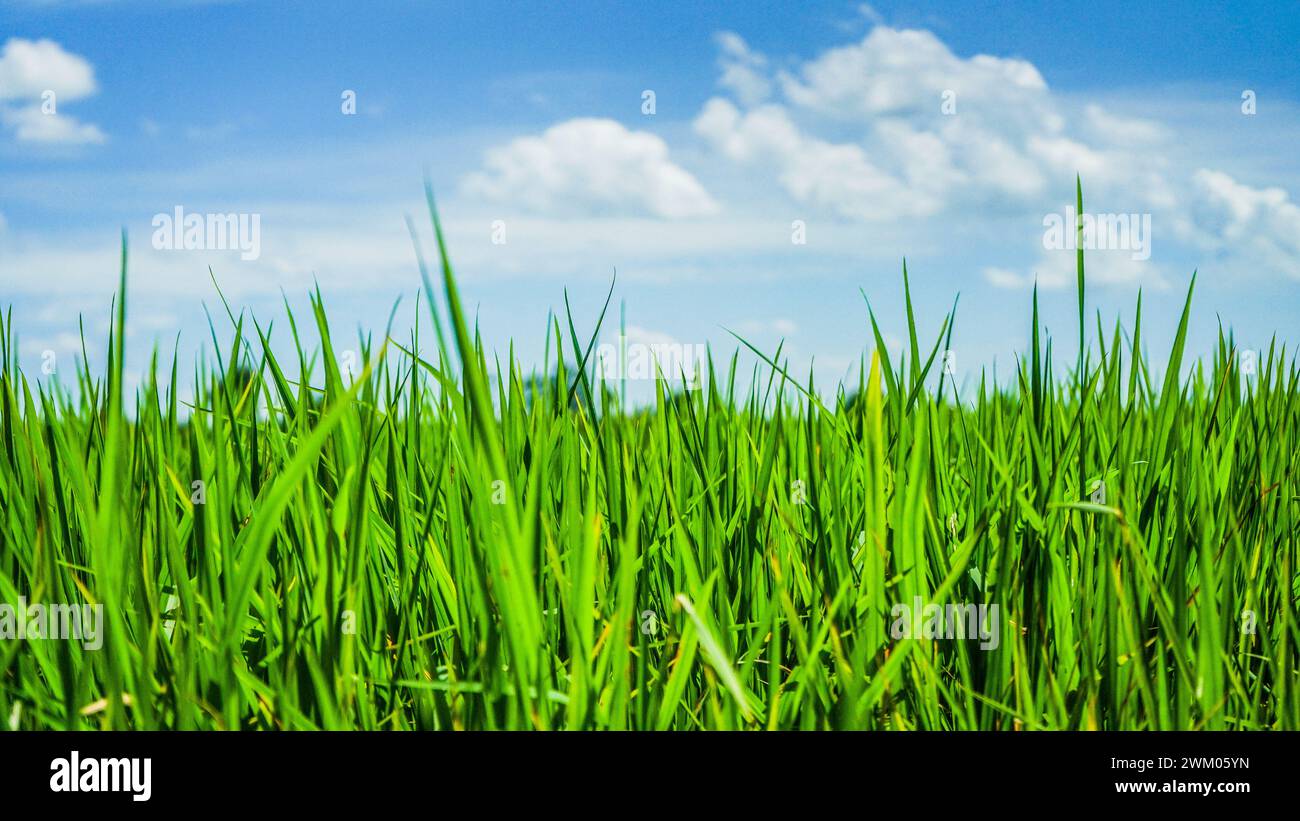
[1082,104,1167,145]
[983,250,1166,290]
[461,118,718,219]
[0,38,97,102]
[1183,169,1300,279]
[693,27,1069,220]
[618,324,683,347]
[778,27,1049,125]
[1,103,105,144]
[694,99,937,219]
[982,266,1030,289]
[692,25,1185,219]
[692,24,1299,288]
[0,38,105,145]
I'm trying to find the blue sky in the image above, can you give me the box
[2,0,1298,399]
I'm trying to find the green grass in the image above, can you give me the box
[1,185,1297,730]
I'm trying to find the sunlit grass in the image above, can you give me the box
[1,183,1296,730]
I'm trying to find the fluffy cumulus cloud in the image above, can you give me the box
[0,37,97,101]
[0,38,106,145]
[462,118,718,219]
[778,27,1051,124]
[693,27,1070,220]
[689,26,1300,286]
[452,24,1297,287]
[695,98,938,219]
[1182,170,1300,279]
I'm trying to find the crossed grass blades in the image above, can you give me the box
[1,181,1297,730]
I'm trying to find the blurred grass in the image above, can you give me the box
[0,186,1297,730]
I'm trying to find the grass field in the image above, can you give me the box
[1,185,1297,731]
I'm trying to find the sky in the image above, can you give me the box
[1,0,1298,401]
